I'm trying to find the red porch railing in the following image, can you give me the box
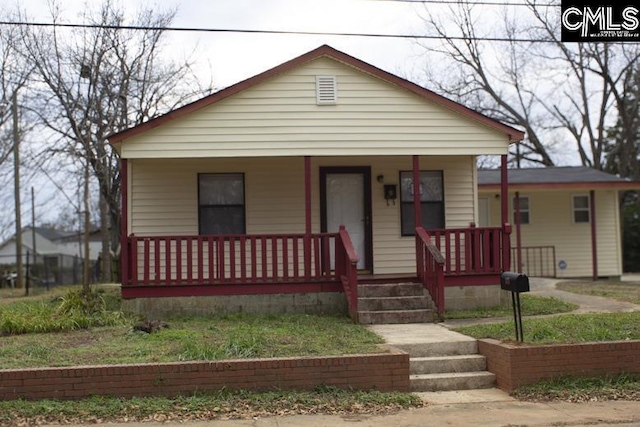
[427,226,507,275]
[124,233,337,286]
[335,225,359,321]
[416,225,512,316]
[416,227,445,317]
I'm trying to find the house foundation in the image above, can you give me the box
[444,285,507,310]
[122,292,348,319]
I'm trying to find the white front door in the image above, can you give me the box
[325,173,367,269]
[478,197,490,227]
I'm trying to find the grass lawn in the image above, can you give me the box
[557,280,640,305]
[0,313,385,369]
[445,294,577,319]
[0,285,420,425]
[0,387,423,426]
[513,374,640,402]
[0,285,385,369]
[454,311,640,344]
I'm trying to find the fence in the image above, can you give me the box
[0,252,96,288]
[510,246,556,278]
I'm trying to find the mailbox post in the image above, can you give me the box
[500,272,530,342]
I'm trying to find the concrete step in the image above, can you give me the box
[358,309,434,324]
[358,295,430,311]
[410,355,487,375]
[391,340,478,357]
[358,282,424,298]
[410,371,496,392]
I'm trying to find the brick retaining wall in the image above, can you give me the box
[0,348,409,401]
[478,339,640,392]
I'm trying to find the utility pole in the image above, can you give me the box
[31,187,36,254]
[83,156,90,291]
[80,64,91,292]
[12,90,23,289]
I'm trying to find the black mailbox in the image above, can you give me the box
[500,272,530,293]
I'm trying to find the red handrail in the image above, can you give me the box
[416,227,445,318]
[426,226,504,275]
[336,225,359,322]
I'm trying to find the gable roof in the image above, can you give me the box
[478,166,640,190]
[108,44,524,145]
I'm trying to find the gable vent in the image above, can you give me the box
[316,76,337,105]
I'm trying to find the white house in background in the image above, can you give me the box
[0,227,101,286]
[478,167,640,279]
[0,226,101,263]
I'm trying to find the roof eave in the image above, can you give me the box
[478,181,640,191]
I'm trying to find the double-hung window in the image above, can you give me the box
[512,196,530,225]
[198,173,245,234]
[573,195,590,223]
[400,171,444,235]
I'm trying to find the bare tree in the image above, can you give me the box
[418,0,640,169]
[0,10,31,165]
[419,1,555,167]
[600,60,640,180]
[526,3,640,170]
[0,9,33,279]
[20,0,213,283]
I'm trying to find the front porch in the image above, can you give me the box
[119,153,516,323]
[121,223,511,320]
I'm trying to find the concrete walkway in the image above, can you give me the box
[444,277,640,328]
[529,277,640,314]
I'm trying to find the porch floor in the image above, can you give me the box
[358,273,500,287]
[358,273,418,284]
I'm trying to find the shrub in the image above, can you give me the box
[0,287,127,336]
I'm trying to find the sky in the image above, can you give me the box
[3,0,438,237]
[19,0,430,89]
[3,0,587,238]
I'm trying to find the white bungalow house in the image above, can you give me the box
[478,167,640,279]
[108,45,524,322]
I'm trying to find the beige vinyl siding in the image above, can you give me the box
[129,155,475,275]
[595,190,623,276]
[121,57,510,159]
[480,189,622,278]
[130,158,305,236]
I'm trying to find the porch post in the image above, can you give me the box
[590,190,598,281]
[304,156,312,278]
[304,156,312,235]
[120,158,129,286]
[413,155,422,276]
[500,154,511,271]
[501,155,508,226]
[413,155,421,229]
[515,191,522,273]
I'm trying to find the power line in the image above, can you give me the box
[368,0,559,7]
[0,20,559,43]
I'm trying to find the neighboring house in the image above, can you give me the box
[478,167,640,279]
[0,226,101,286]
[108,45,524,320]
